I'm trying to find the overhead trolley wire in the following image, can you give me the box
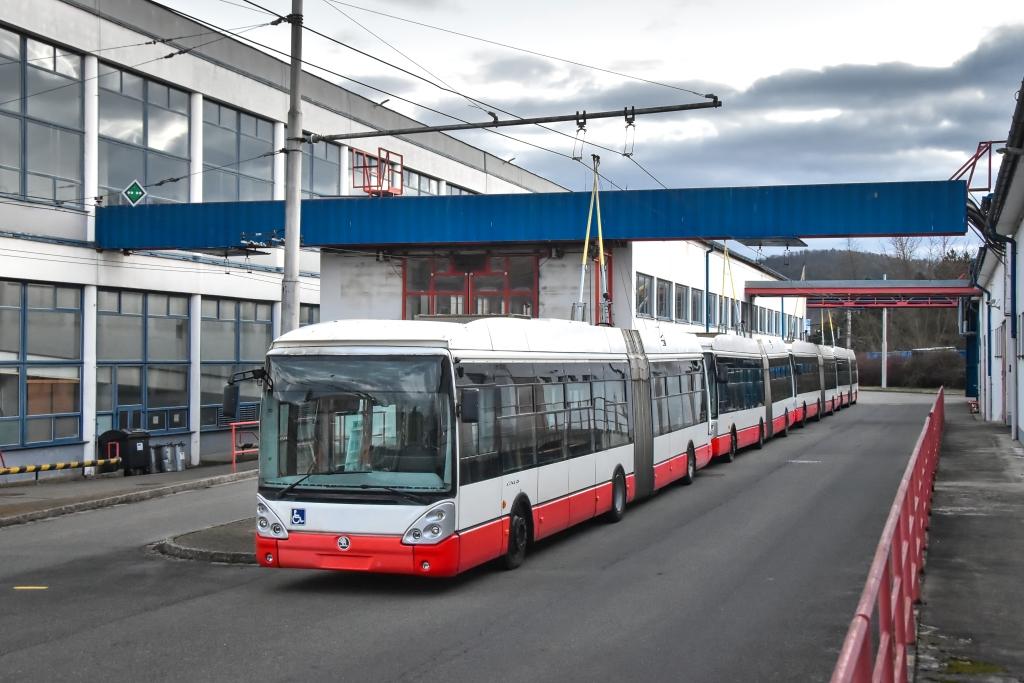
[170,4,630,189]
[322,0,715,100]
[316,0,670,189]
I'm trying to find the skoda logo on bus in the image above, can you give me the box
[337,536,351,551]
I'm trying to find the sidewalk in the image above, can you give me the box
[0,460,257,528]
[916,403,1024,681]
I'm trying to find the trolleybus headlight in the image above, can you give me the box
[402,501,456,545]
[255,495,289,540]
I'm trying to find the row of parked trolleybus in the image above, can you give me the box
[243,317,858,577]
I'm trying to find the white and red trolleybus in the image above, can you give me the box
[247,318,713,577]
[759,337,797,438]
[788,340,825,425]
[701,335,768,459]
[820,345,841,415]
[836,347,859,407]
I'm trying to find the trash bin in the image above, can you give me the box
[147,446,160,475]
[174,442,187,471]
[121,430,151,476]
[159,444,174,472]
[97,429,126,474]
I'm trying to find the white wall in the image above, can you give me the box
[320,252,402,321]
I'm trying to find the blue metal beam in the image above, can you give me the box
[96,180,966,250]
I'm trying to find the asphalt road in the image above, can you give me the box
[0,391,934,682]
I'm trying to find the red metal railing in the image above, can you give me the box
[832,387,945,683]
[230,421,260,473]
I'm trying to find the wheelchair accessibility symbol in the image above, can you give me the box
[290,508,306,525]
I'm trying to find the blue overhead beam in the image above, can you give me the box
[95,180,966,250]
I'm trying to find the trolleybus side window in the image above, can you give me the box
[457,361,630,484]
[768,357,794,402]
[837,358,851,387]
[715,356,765,414]
[650,360,707,436]
[794,356,820,394]
[825,359,838,389]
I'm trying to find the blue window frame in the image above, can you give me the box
[0,28,84,207]
[200,297,272,430]
[0,280,83,449]
[95,290,190,436]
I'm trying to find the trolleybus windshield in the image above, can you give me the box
[258,355,455,498]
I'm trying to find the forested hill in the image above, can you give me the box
[760,248,973,281]
[756,246,975,353]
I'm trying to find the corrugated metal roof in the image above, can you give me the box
[96,180,967,250]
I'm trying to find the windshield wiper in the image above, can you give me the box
[355,484,433,505]
[276,472,316,499]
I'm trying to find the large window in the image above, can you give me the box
[690,288,704,324]
[0,30,83,205]
[200,297,273,429]
[674,285,689,323]
[447,183,475,196]
[655,278,672,319]
[404,255,537,319]
[636,273,653,317]
[708,293,719,326]
[301,140,341,198]
[203,102,273,202]
[650,360,707,436]
[0,281,82,448]
[299,303,320,327]
[456,361,631,485]
[96,290,189,434]
[98,66,189,205]
[402,167,440,197]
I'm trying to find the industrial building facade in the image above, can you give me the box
[0,0,803,476]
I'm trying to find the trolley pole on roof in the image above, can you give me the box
[281,0,304,335]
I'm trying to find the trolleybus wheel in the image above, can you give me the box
[722,428,738,463]
[503,501,530,570]
[781,410,790,437]
[814,400,822,422]
[800,403,808,428]
[756,420,765,449]
[606,470,627,523]
[681,443,697,486]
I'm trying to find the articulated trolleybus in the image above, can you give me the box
[240,317,852,577]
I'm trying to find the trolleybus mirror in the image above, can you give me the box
[223,382,240,421]
[460,388,480,423]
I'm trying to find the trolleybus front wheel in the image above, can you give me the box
[756,420,765,449]
[681,443,697,486]
[503,500,531,570]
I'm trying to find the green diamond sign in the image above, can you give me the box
[122,179,147,207]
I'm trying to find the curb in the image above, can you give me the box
[0,469,258,529]
[153,531,257,565]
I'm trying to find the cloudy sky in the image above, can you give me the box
[163,0,1024,254]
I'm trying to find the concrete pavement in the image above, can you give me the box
[916,404,1024,681]
[0,460,256,528]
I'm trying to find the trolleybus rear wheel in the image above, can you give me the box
[781,410,790,437]
[681,443,697,486]
[722,428,738,463]
[756,420,765,449]
[814,400,822,422]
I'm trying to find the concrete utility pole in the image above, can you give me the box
[280,0,303,335]
[881,273,888,388]
[846,309,852,348]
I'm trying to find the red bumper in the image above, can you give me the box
[256,531,462,577]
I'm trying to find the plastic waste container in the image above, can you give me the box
[121,431,151,475]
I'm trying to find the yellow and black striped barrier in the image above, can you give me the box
[0,457,121,476]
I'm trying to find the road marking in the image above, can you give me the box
[12,586,48,590]
[787,459,822,464]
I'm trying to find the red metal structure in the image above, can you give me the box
[831,387,945,683]
[230,420,260,473]
[746,280,980,310]
[354,147,404,196]
[950,140,1006,193]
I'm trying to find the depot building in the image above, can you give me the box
[0,0,803,477]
